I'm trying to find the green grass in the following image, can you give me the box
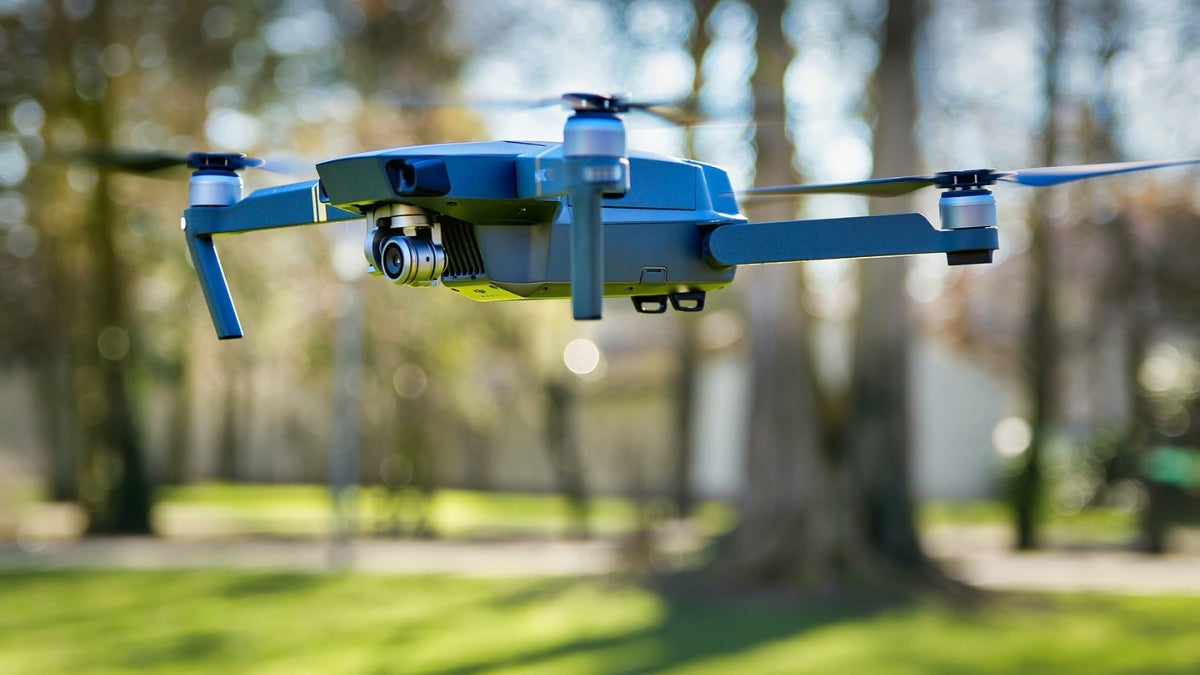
[5,479,1138,544]
[918,500,1013,528]
[156,483,1125,544]
[152,483,734,540]
[920,500,1141,546]
[919,500,1137,531]
[0,570,1198,674]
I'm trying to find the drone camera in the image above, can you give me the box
[379,234,446,286]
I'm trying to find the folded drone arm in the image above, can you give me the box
[183,180,361,339]
[705,212,998,268]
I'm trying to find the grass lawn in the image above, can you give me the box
[919,500,1139,536]
[151,483,735,540]
[1,570,1198,674]
[153,483,1133,542]
[8,480,1138,545]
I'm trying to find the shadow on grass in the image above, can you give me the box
[218,571,335,598]
[429,579,892,675]
[122,630,232,670]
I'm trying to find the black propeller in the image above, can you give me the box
[396,91,701,126]
[741,158,1200,198]
[559,92,701,126]
[83,149,311,176]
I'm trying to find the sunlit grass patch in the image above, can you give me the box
[919,499,1141,546]
[1,570,1199,674]
[152,483,735,540]
[6,480,1139,545]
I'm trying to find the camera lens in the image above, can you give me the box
[380,236,445,286]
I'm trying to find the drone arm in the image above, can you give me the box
[184,180,359,236]
[705,212,998,267]
[183,180,361,339]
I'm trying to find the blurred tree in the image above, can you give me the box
[260,1,512,534]
[719,0,820,586]
[670,0,719,520]
[15,2,156,533]
[0,0,477,531]
[1,10,75,501]
[719,0,942,593]
[1064,0,1146,542]
[844,0,925,572]
[1012,0,1066,551]
[1072,0,1200,549]
[545,379,590,539]
[907,1,1200,551]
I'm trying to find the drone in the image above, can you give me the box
[100,92,1200,339]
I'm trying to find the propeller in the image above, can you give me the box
[82,149,312,176]
[395,91,701,126]
[740,158,1200,198]
[559,92,701,126]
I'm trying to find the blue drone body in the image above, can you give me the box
[160,93,1196,339]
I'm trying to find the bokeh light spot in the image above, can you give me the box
[563,338,604,378]
[992,416,1031,459]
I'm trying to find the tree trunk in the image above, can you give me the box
[36,351,78,501]
[1014,0,1066,551]
[720,0,855,590]
[718,0,942,594]
[216,373,244,482]
[63,4,153,535]
[671,0,720,520]
[671,324,699,518]
[844,0,927,571]
[163,354,192,485]
[1077,0,1162,553]
[545,380,589,539]
[78,167,153,534]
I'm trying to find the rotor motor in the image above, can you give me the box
[938,189,996,230]
[379,235,446,286]
[185,153,262,207]
[938,188,997,265]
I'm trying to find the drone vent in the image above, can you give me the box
[440,217,486,279]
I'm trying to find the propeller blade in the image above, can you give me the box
[255,154,315,176]
[81,148,313,176]
[561,92,703,125]
[998,158,1200,187]
[393,92,703,125]
[85,148,191,173]
[625,101,704,126]
[740,175,939,198]
[740,157,1200,200]
[395,95,564,111]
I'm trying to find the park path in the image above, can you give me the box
[0,536,620,577]
[2,528,1200,595]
